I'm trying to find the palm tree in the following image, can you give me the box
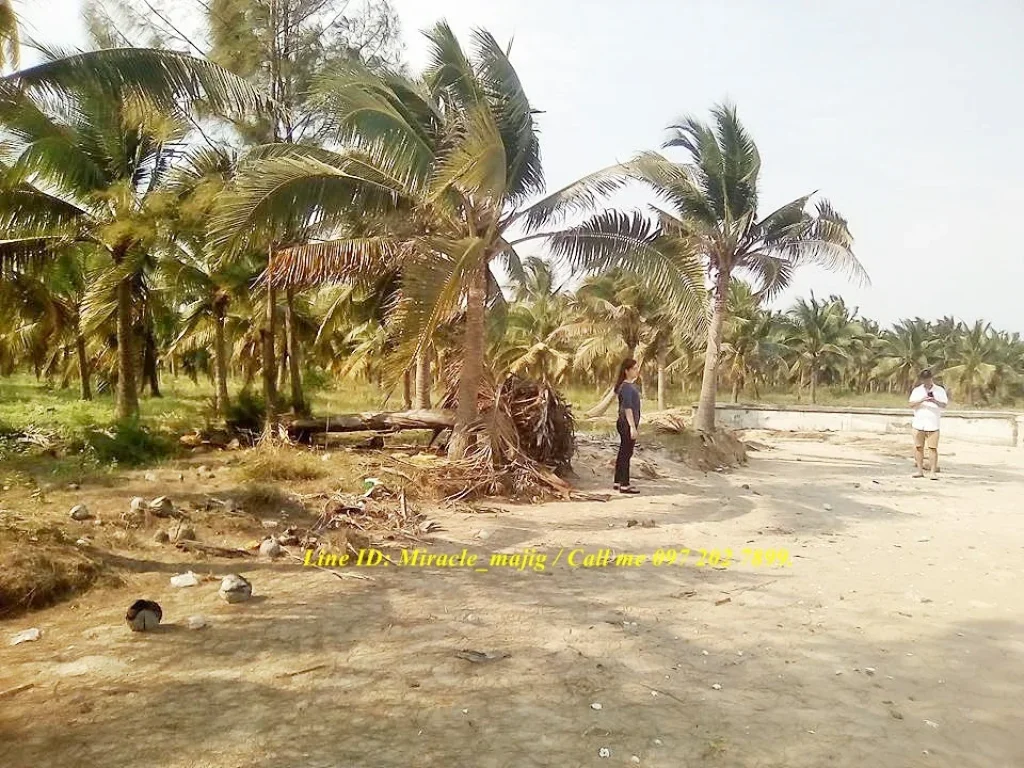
[556,105,866,430]
[784,295,863,404]
[872,318,935,393]
[943,320,999,405]
[0,0,18,71]
[0,48,265,418]
[720,280,784,402]
[211,23,634,459]
[492,258,573,385]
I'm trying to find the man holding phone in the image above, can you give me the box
[909,369,948,479]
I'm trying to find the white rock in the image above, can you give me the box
[590,702,603,710]
[70,504,91,521]
[186,616,207,630]
[76,537,90,546]
[654,739,663,746]
[711,683,722,690]
[924,719,939,729]
[219,574,252,603]
[631,757,641,764]
[130,497,146,513]
[701,650,709,656]
[259,538,283,559]
[170,571,200,588]
[864,667,876,676]
[598,748,611,758]
[823,503,833,511]
[144,472,157,482]
[10,627,42,645]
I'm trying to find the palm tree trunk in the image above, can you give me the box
[115,275,139,419]
[402,369,413,409]
[284,287,306,415]
[657,354,667,411]
[695,266,730,432]
[810,366,818,404]
[448,263,488,460]
[262,283,279,429]
[214,303,230,418]
[142,327,161,397]
[75,330,91,401]
[415,349,432,409]
[732,379,740,403]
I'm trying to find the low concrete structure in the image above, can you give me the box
[695,403,1024,448]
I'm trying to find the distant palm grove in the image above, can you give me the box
[0,0,1018,462]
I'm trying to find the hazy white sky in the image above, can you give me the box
[15,0,1024,331]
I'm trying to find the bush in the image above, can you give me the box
[83,421,175,466]
[225,390,266,433]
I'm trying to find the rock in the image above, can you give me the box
[130,496,146,514]
[259,538,283,559]
[153,530,170,544]
[186,616,208,630]
[170,571,200,588]
[864,667,876,676]
[126,599,162,632]
[144,472,157,482]
[10,628,42,645]
[822,503,833,511]
[149,496,175,517]
[598,748,611,758]
[631,757,641,764]
[70,504,92,521]
[75,537,91,547]
[261,519,279,529]
[67,482,80,490]
[219,574,252,603]
[711,683,722,690]
[170,524,196,543]
[590,702,603,710]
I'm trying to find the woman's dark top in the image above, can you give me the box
[617,381,641,425]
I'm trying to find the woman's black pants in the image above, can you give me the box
[615,418,635,486]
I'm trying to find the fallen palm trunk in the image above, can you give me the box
[288,409,455,441]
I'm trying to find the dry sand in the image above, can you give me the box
[1,431,1022,767]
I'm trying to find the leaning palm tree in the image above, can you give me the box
[555,105,867,430]
[212,23,642,459]
[943,320,999,405]
[0,47,265,418]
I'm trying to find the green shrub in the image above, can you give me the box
[83,421,175,467]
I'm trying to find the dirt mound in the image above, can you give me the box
[0,521,108,617]
[648,412,748,471]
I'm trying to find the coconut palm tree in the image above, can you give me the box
[0,0,18,72]
[784,295,863,404]
[0,47,265,418]
[872,318,936,393]
[943,320,999,405]
[720,280,785,402]
[211,23,636,458]
[555,105,867,430]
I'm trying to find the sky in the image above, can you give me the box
[15,0,1024,332]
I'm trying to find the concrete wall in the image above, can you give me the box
[694,403,1024,447]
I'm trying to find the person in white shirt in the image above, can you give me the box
[908,369,948,479]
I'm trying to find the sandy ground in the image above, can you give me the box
[1,431,1023,768]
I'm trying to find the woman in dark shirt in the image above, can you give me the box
[614,358,641,494]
